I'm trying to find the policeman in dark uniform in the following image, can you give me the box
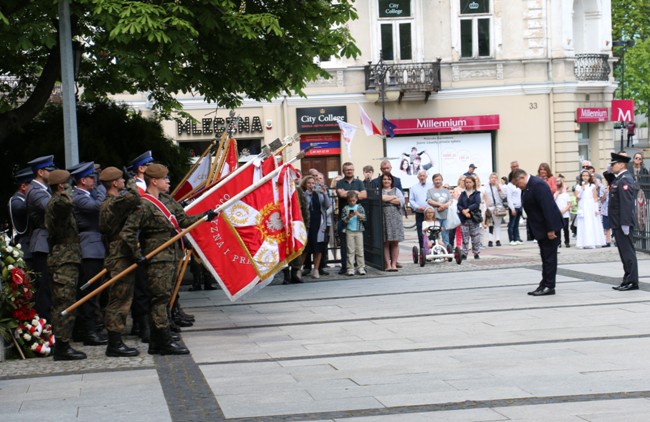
[8,168,34,256]
[607,152,639,291]
[26,155,57,321]
[70,162,109,345]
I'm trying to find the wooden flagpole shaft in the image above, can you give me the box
[176,135,230,203]
[169,249,192,309]
[79,268,107,291]
[62,145,310,316]
[170,138,218,197]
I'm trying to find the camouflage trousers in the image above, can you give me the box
[104,258,136,333]
[147,261,176,330]
[49,262,79,343]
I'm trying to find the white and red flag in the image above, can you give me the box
[173,154,211,201]
[337,120,357,157]
[359,104,381,136]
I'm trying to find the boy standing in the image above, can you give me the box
[342,191,366,276]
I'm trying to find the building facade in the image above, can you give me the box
[119,0,616,188]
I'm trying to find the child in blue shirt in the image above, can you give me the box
[342,191,366,276]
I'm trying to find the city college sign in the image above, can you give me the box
[296,106,347,133]
[391,115,500,135]
[576,108,608,123]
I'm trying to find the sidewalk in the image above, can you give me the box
[2,238,650,420]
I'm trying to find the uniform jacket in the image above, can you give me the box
[45,192,81,266]
[120,192,203,263]
[100,190,140,265]
[26,179,51,254]
[521,175,564,241]
[8,191,31,257]
[73,186,107,259]
[608,170,636,229]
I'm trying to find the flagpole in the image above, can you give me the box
[61,145,312,316]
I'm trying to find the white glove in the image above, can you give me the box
[622,225,630,236]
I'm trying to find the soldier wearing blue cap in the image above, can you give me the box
[70,162,109,346]
[7,167,34,256]
[126,151,154,342]
[25,155,57,321]
[608,152,639,291]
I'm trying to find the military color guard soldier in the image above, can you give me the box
[45,169,87,361]
[120,164,216,355]
[99,167,141,357]
[608,152,640,291]
[26,155,57,321]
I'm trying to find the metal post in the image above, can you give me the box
[620,48,625,151]
[58,0,79,168]
[380,54,387,158]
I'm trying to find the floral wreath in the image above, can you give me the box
[1,236,55,358]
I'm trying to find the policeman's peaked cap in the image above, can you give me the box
[609,152,631,164]
[15,167,34,184]
[28,155,57,173]
[70,161,96,181]
[129,151,154,171]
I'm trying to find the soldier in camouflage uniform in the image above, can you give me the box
[45,169,87,361]
[120,164,216,355]
[99,167,141,357]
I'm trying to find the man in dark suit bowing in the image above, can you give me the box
[512,168,564,296]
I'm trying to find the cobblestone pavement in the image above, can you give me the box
[2,224,650,421]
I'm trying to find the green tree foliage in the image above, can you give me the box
[611,0,650,115]
[0,100,189,224]
[0,0,360,142]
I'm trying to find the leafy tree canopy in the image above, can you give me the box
[611,0,650,115]
[0,0,360,142]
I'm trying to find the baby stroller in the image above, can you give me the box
[412,221,462,267]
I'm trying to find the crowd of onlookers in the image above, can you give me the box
[295,151,647,278]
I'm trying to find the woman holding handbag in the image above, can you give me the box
[483,173,507,247]
[457,175,482,259]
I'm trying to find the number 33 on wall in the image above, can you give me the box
[529,102,538,110]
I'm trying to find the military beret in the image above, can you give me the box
[610,152,631,164]
[145,163,169,179]
[99,166,123,182]
[28,155,57,172]
[49,169,71,185]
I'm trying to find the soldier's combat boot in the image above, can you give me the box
[83,320,108,346]
[106,331,139,357]
[138,315,150,343]
[147,325,161,355]
[53,341,87,361]
[159,328,190,355]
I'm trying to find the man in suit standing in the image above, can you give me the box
[607,152,639,291]
[512,168,564,296]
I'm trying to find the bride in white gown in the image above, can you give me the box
[575,170,606,248]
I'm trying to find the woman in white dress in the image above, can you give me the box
[574,170,606,248]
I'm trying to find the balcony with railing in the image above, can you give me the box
[574,54,611,81]
[364,59,442,102]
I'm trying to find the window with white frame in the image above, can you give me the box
[459,0,492,58]
[378,0,413,61]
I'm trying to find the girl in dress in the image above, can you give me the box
[575,170,606,248]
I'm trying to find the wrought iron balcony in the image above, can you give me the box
[574,54,611,81]
[364,59,442,102]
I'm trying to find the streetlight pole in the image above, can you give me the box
[613,39,635,151]
[369,50,393,158]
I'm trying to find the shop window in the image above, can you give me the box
[378,0,413,61]
[459,0,492,59]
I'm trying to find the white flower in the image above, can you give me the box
[5,246,13,253]
[15,243,21,250]
[8,265,14,270]
[12,250,20,258]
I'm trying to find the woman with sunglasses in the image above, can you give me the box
[630,152,648,182]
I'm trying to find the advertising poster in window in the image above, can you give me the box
[386,132,493,189]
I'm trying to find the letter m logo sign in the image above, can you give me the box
[611,100,635,122]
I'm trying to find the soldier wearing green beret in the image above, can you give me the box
[45,169,87,361]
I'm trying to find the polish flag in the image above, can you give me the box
[173,155,211,201]
[359,104,381,136]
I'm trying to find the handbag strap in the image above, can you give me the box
[490,185,498,206]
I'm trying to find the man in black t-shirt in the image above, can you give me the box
[335,162,366,275]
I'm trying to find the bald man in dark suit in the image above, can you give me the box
[512,168,564,296]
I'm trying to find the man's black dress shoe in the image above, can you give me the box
[527,286,543,296]
[531,287,555,296]
[614,283,639,291]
